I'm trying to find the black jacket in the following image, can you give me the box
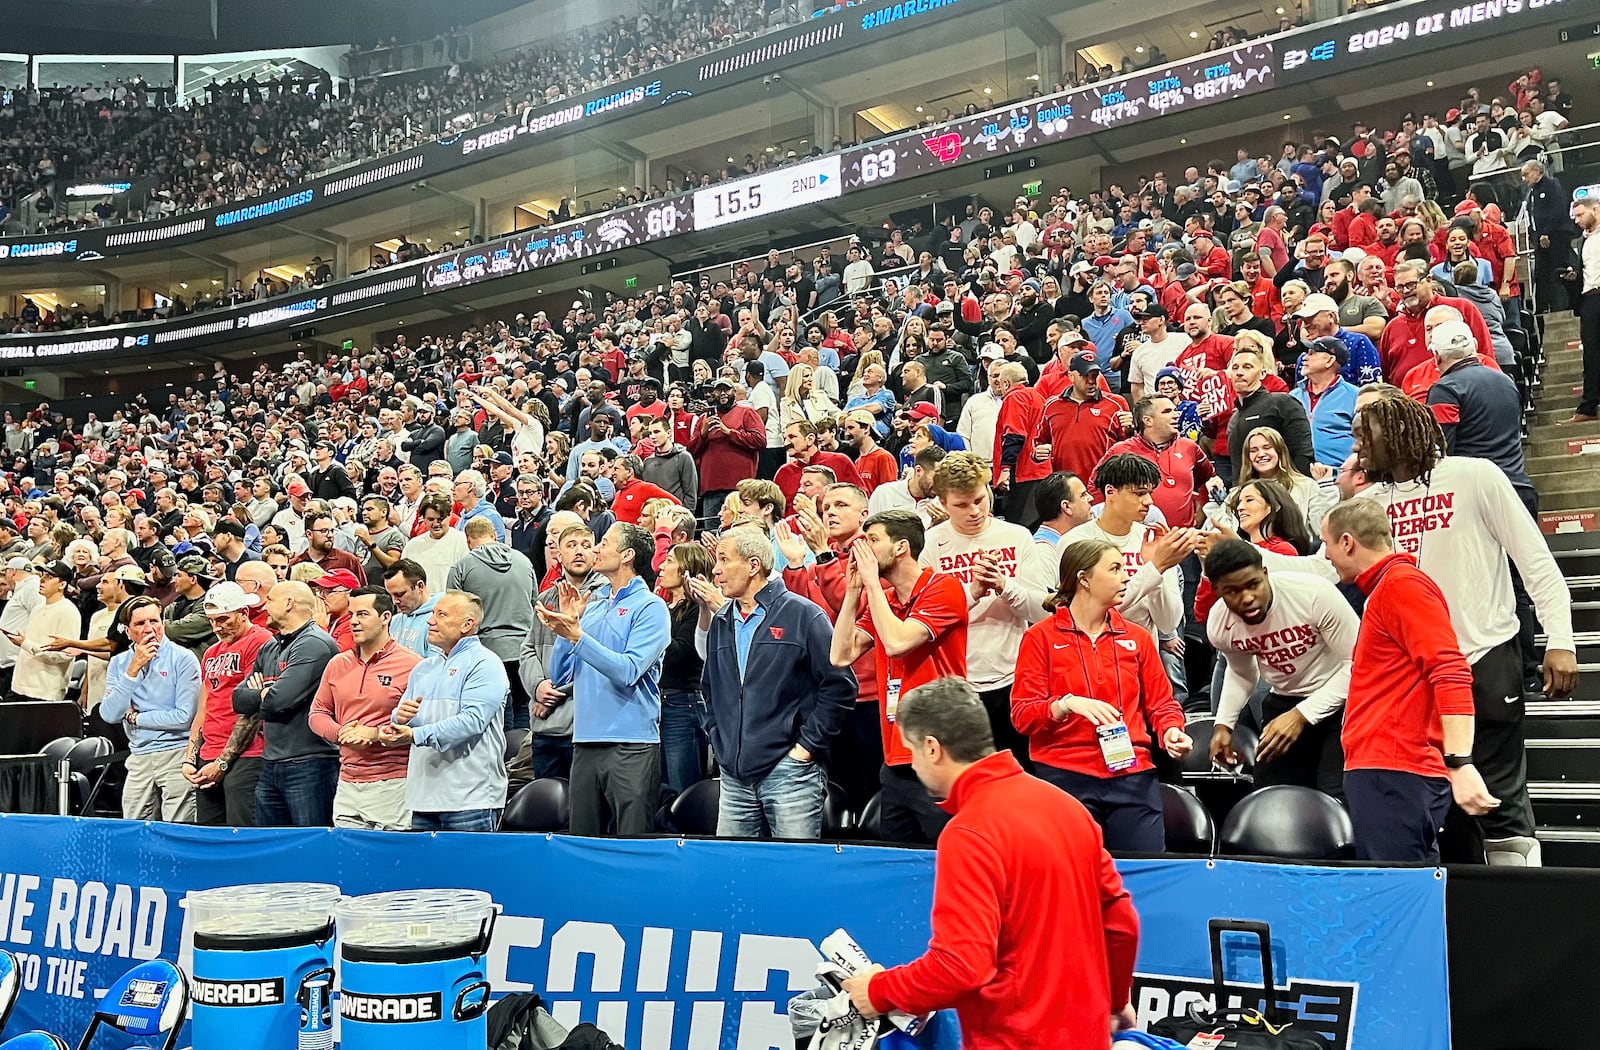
[306,464,357,501]
[232,620,341,762]
[1227,387,1314,475]
[402,423,447,468]
[1427,358,1534,500]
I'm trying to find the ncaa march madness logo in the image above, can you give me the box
[1131,970,1358,1048]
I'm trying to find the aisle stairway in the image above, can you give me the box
[1519,314,1600,866]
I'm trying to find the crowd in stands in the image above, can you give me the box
[0,58,1586,864]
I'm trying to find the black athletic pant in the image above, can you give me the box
[1253,693,1345,801]
[876,763,949,845]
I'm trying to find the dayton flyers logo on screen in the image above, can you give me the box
[921,133,963,164]
[1131,970,1357,1049]
[597,218,634,248]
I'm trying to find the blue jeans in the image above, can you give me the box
[660,690,711,794]
[254,756,339,828]
[531,735,573,780]
[717,755,826,839]
[412,808,500,832]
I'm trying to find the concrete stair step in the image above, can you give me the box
[1533,406,1600,426]
[1526,451,1600,476]
[1538,489,1600,512]
[1531,471,1600,495]
[1528,430,1600,458]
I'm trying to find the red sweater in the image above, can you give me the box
[684,405,766,492]
[868,751,1139,1050]
[1378,294,1495,383]
[993,386,1050,485]
[1011,607,1185,776]
[773,451,864,512]
[784,546,878,704]
[611,477,678,524]
[1100,434,1214,524]
[1343,554,1475,778]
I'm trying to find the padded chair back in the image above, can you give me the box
[75,959,187,1050]
[65,738,112,777]
[855,793,883,841]
[667,779,721,836]
[1159,784,1216,856]
[66,658,87,693]
[1220,785,1355,861]
[503,727,530,762]
[0,702,82,755]
[1173,719,1259,780]
[500,778,570,832]
[821,781,852,838]
[38,737,76,767]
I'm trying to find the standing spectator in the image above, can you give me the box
[306,441,358,501]
[1065,456,1192,640]
[1290,336,1360,470]
[773,420,863,513]
[656,542,712,794]
[956,356,1005,469]
[162,556,218,661]
[99,597,200,822]
[401,493,468,592]
[291,512,367,584]
[1204,540,1356,799]
[609,455,678,525]
[1225,339,1315,475]
[382,558,438,658]
[308,570,359,652]
[4,561,79,701]
[1101,395,1220,528]
[696,529,855,838]
[352,496,407,581]
[543,523,670,836]
[452,469,508,543]
[309,589,420,829]
[231,581,342,827]
[920,453,1051,764]
[379,590,510,832]
[991,362,1050,531]
[1040,348,1131,498]
[639,417,698,508]
[184,582,272,827]
[1320,499,1497,862]
[1521,160,1575,313]
[1011,539,1191,851]
[0,559,42,696]
[448,516,534,730]
[841,678,1141,1048]
[519,516,600,781]
[686,379,766,523]
[401,403,447,468]
[829,510,969,844]
[1426,321,1536,504]
[1563,186,1600,425]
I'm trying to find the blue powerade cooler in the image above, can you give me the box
[185,883,341,1050]
[336,890,497,1050]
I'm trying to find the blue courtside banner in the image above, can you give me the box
[0,815,1447,1048]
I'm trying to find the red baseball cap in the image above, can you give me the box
[308,569,361,591]
[908,402,941,422]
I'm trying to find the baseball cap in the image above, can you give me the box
[1134,302,1168,321]
[978,342,1005,361]
[1305,335,1350,367]
[1174,262,1198,280]
[934,299,955,313]
[1291,293,1340,318]
[308,569,361,591]
[744,361,766,378]
[111,565,148,589]
[1092,255,1117,269]
[1069,261,1094,277]
[203,580,259,614]
[712,377,736,389]
[286,478,310,498]
[39,560,74,582]
[1445,107,1462,123]
[907,402,941,422]
[493,451,514,466]
[1057,332,1093,350]
[4,557,35,572]
[1065,350,1102,375]
[176,554,213,578]
[213,519,247,540]
[1453,199,1478,216]
[1428,318,1477,357]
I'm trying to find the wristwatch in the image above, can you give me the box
[1443,754,1474,769]
[814,550,837,565]
[216,758,231,773]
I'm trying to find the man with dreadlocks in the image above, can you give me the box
[1345,394,1575,865]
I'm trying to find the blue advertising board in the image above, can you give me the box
[0,815,1446,1048]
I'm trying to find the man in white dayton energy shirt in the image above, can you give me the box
[1203,539,1358,799]
[919,453,1053,763]
[1260,394,1576,865]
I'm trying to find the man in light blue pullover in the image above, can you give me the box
[542,522,670,836]
[380,590,509,832]
[99,596,200,822]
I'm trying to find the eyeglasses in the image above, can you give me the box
[1393,280,1421,292]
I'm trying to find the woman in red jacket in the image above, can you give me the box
[1012,538,1192,851]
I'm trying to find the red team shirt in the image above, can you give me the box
[198,625,274,761]
[856,568,969,766]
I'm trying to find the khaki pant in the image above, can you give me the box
[122,748,197,823]
[332,778,411,831]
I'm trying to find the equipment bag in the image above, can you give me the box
[486,992,570,1050]
[1148,919,1332,1050]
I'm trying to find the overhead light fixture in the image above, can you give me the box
[1026,74,1039,81]
[983,86,992,94]
[1426,80,1435,87]
[1189,30,1199,38]
[1283,113,1293,120]
[179,282,188,289]
[915,105,923,112]
[1180,137,1188,144]
[1135,45,1145,53]
[1276,6,1285,13]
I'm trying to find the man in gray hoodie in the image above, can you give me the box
[448,516,535,730]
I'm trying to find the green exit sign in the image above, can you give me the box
[1023,180,1042,197]
[23,380,35,390]
[624,276,639,289]
[1591,51,1600,69]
